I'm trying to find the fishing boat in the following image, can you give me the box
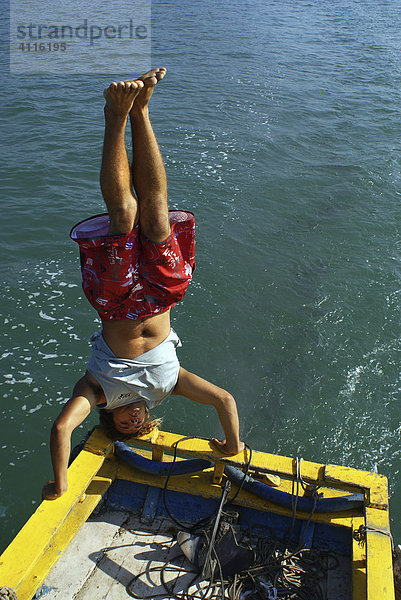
[0,427,395,599]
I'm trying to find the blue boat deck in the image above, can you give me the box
[39,478,352,600]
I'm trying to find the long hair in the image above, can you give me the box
[98,407,162,440]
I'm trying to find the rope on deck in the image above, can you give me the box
[0,587,17,600]
[126,440,330,600]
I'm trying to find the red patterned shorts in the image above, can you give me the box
[70,210,195,321]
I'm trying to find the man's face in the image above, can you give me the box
[110,400,148,435]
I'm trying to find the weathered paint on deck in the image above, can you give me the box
[41,509,353,600]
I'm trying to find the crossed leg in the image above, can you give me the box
[100,80,142,235]
[100,67,169,239]
[129,67,170,242]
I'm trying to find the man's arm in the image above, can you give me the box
[42,374,101,500]
[172,367,244,455]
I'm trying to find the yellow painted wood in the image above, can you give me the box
[365,480,389,510]
[365,507,395,600]
[325,464,388,508]
[13,463,115,600]
[352,516,367,600]
[132,430,383,496]
[212,461,225,484]
[0,449,115,596]
[152,445,164,461]
[84,427,115,455]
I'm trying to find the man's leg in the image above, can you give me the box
[129,67,169,242]
[100,80,144,235]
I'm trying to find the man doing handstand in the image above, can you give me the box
[42,68,244,501]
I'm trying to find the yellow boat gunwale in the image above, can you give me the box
[0,427,395,600]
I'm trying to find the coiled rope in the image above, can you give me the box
[0,587,17,600]
[126,443,333,599]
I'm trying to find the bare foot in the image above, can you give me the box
[210,438,245,456]
[129,67,167,112]
[103,79,144,119]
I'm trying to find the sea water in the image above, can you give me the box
[1,0,400,550]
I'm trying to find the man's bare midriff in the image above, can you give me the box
[101,309,171,359]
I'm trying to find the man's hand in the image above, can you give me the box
[211,438,245,456]
[42,480,68,501]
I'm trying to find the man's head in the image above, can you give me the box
[108,400,149,435]
[98,400,162,440]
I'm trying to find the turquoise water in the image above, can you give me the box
[1,0,400,551]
